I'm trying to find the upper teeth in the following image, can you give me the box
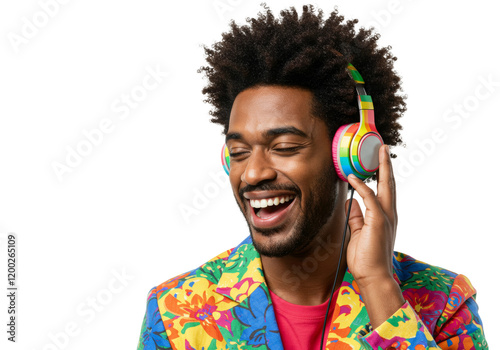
[250,196,294,208]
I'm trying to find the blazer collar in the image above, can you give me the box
[215,236,266,304]
[215,236,402,347]
[216,235,401,302]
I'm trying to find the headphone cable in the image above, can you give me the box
[319,184,355,350]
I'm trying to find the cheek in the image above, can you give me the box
[229,171,243,200]
[278,155,328,184]
[296,161,337,200]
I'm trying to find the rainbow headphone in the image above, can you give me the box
[221,63,383,182]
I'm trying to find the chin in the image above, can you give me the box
[250,223,313,258]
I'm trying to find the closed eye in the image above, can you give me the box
[229,151,248,158]
[229,146,303,158]
[274,146,302,152]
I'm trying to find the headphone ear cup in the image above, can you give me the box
[221,144,230,175]
[352,132,383,175]
[332,123,358,182]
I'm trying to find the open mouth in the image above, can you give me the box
[250,195,296,220]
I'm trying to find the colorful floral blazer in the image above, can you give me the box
[137,236,487,349]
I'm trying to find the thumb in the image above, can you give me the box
[346,198,364,236]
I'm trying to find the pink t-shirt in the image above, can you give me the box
[269,288,339,349]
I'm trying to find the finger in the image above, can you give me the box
[347,174,383,217]
[376,145,397,217]
[345,198,364,235]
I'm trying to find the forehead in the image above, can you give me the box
[227,86,321,139]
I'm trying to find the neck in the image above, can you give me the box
[260,190,350,306]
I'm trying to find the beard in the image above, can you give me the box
[236,162,339,258]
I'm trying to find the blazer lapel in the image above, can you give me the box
[214,237,401,350]
[215,236,284,349]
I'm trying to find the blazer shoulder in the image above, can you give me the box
[392,251,479,336]
[151,246,236,299]
[393,251,462,290]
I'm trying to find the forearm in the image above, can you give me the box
[358,277,405,329]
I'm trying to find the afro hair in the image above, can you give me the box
[198,4,405,151]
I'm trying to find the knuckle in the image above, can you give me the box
[366,189,376,199]
[362,186,375,198]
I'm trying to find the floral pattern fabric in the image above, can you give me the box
[137,236,487,349]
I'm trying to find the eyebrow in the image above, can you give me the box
[225,126,308,143]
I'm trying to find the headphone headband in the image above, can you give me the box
[347,63,365,84]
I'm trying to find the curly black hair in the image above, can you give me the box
[198,4,405,151]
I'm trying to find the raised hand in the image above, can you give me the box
[346,144,404,329]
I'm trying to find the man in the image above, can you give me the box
[137,5,487,349]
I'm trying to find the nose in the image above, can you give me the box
[240,148,277,185]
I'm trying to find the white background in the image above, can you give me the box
[0,0,498,349]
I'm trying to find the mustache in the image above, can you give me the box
[239,183,301,202]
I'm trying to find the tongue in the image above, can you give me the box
[258,201,291,219]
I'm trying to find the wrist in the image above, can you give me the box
[357,276,402,301]
[357,277,405,330]
[355,273,395,290]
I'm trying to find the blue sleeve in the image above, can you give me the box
[137,287,173,350]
